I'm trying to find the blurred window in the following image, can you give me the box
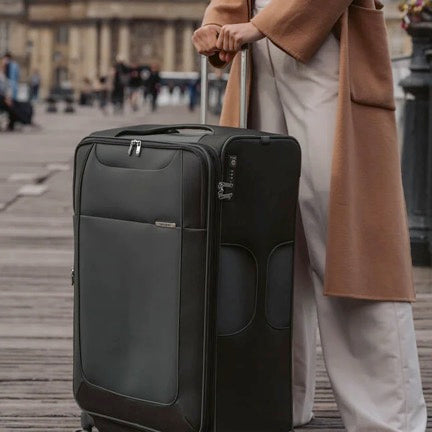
[56,26,69,45]
[0,21,10,54]
[55,66,69,86]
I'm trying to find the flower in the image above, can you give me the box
[399,0,432,29]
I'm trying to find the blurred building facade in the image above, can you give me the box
[1,0,207,94]
[0,1,28,68]
[0,0,412,95]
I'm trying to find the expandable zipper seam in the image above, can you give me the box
[194,140,224,431]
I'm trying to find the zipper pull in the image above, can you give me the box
[71,268,75,286]
[135,140,142,157]
[128,140,136,156]
[218,182,234,201]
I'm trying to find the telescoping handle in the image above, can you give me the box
[201,46,249,129]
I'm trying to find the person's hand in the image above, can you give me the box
[192,24,241,64]
[192,25,221,57]
[216,22,264,53]
[192,22,264,65]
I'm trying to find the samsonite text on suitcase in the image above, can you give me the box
[73,50,302,432]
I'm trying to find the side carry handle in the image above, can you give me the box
[201,46,249,129]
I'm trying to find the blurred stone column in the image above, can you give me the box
[99,21,112,77]
[182,22,195,72]
[69,26,81,92]
[82,23,98,82]
[28,28,39,77]
[38,28,54,95]
[163,21,175,71]
[118,21,130,63]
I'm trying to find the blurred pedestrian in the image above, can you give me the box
[29,70,41,102]
[0,59,16,130]
[112,58,128,114]
[96,76,109,115]
[3,52,20,100]
[128,62,143,111]
[0,59,33,131]
[146,62,161,112]
[79,77,94,106]
[188,77,200,112]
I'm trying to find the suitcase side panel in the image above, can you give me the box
[215,136,301,432]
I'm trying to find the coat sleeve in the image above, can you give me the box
[251,0,352,63]
[201,0,249,68]
[202,0,249,27]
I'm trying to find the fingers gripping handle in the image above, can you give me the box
[200,47,249,129]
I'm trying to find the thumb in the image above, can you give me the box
[225,52,235,63]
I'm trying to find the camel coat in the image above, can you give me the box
[202,0,415,301]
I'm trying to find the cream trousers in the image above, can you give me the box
[249,34,427,431]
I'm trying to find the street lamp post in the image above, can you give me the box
[400,22,432,266]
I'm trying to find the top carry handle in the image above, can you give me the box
[201,47,249,129]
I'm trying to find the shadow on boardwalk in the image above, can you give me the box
[0,105,430,431]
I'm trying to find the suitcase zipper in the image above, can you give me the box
[127,140,135,156]
[217,182,234,201]
[135,140,142,156]
[194,142,227,201]
[128,139,142,156]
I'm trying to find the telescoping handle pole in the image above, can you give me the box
[201,46,249,129]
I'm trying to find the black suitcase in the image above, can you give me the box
[12,100,33,124]
[73,50,301,432]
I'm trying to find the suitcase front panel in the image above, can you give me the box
[74,141,214,432]
[79,215,181,404]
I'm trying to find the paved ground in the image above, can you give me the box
[0,104,430,431]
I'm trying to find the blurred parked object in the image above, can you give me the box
[45,96,57,113]
[399,12,432,265]
[64,96,75,114]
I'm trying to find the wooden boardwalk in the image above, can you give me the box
[0,106,430,431]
